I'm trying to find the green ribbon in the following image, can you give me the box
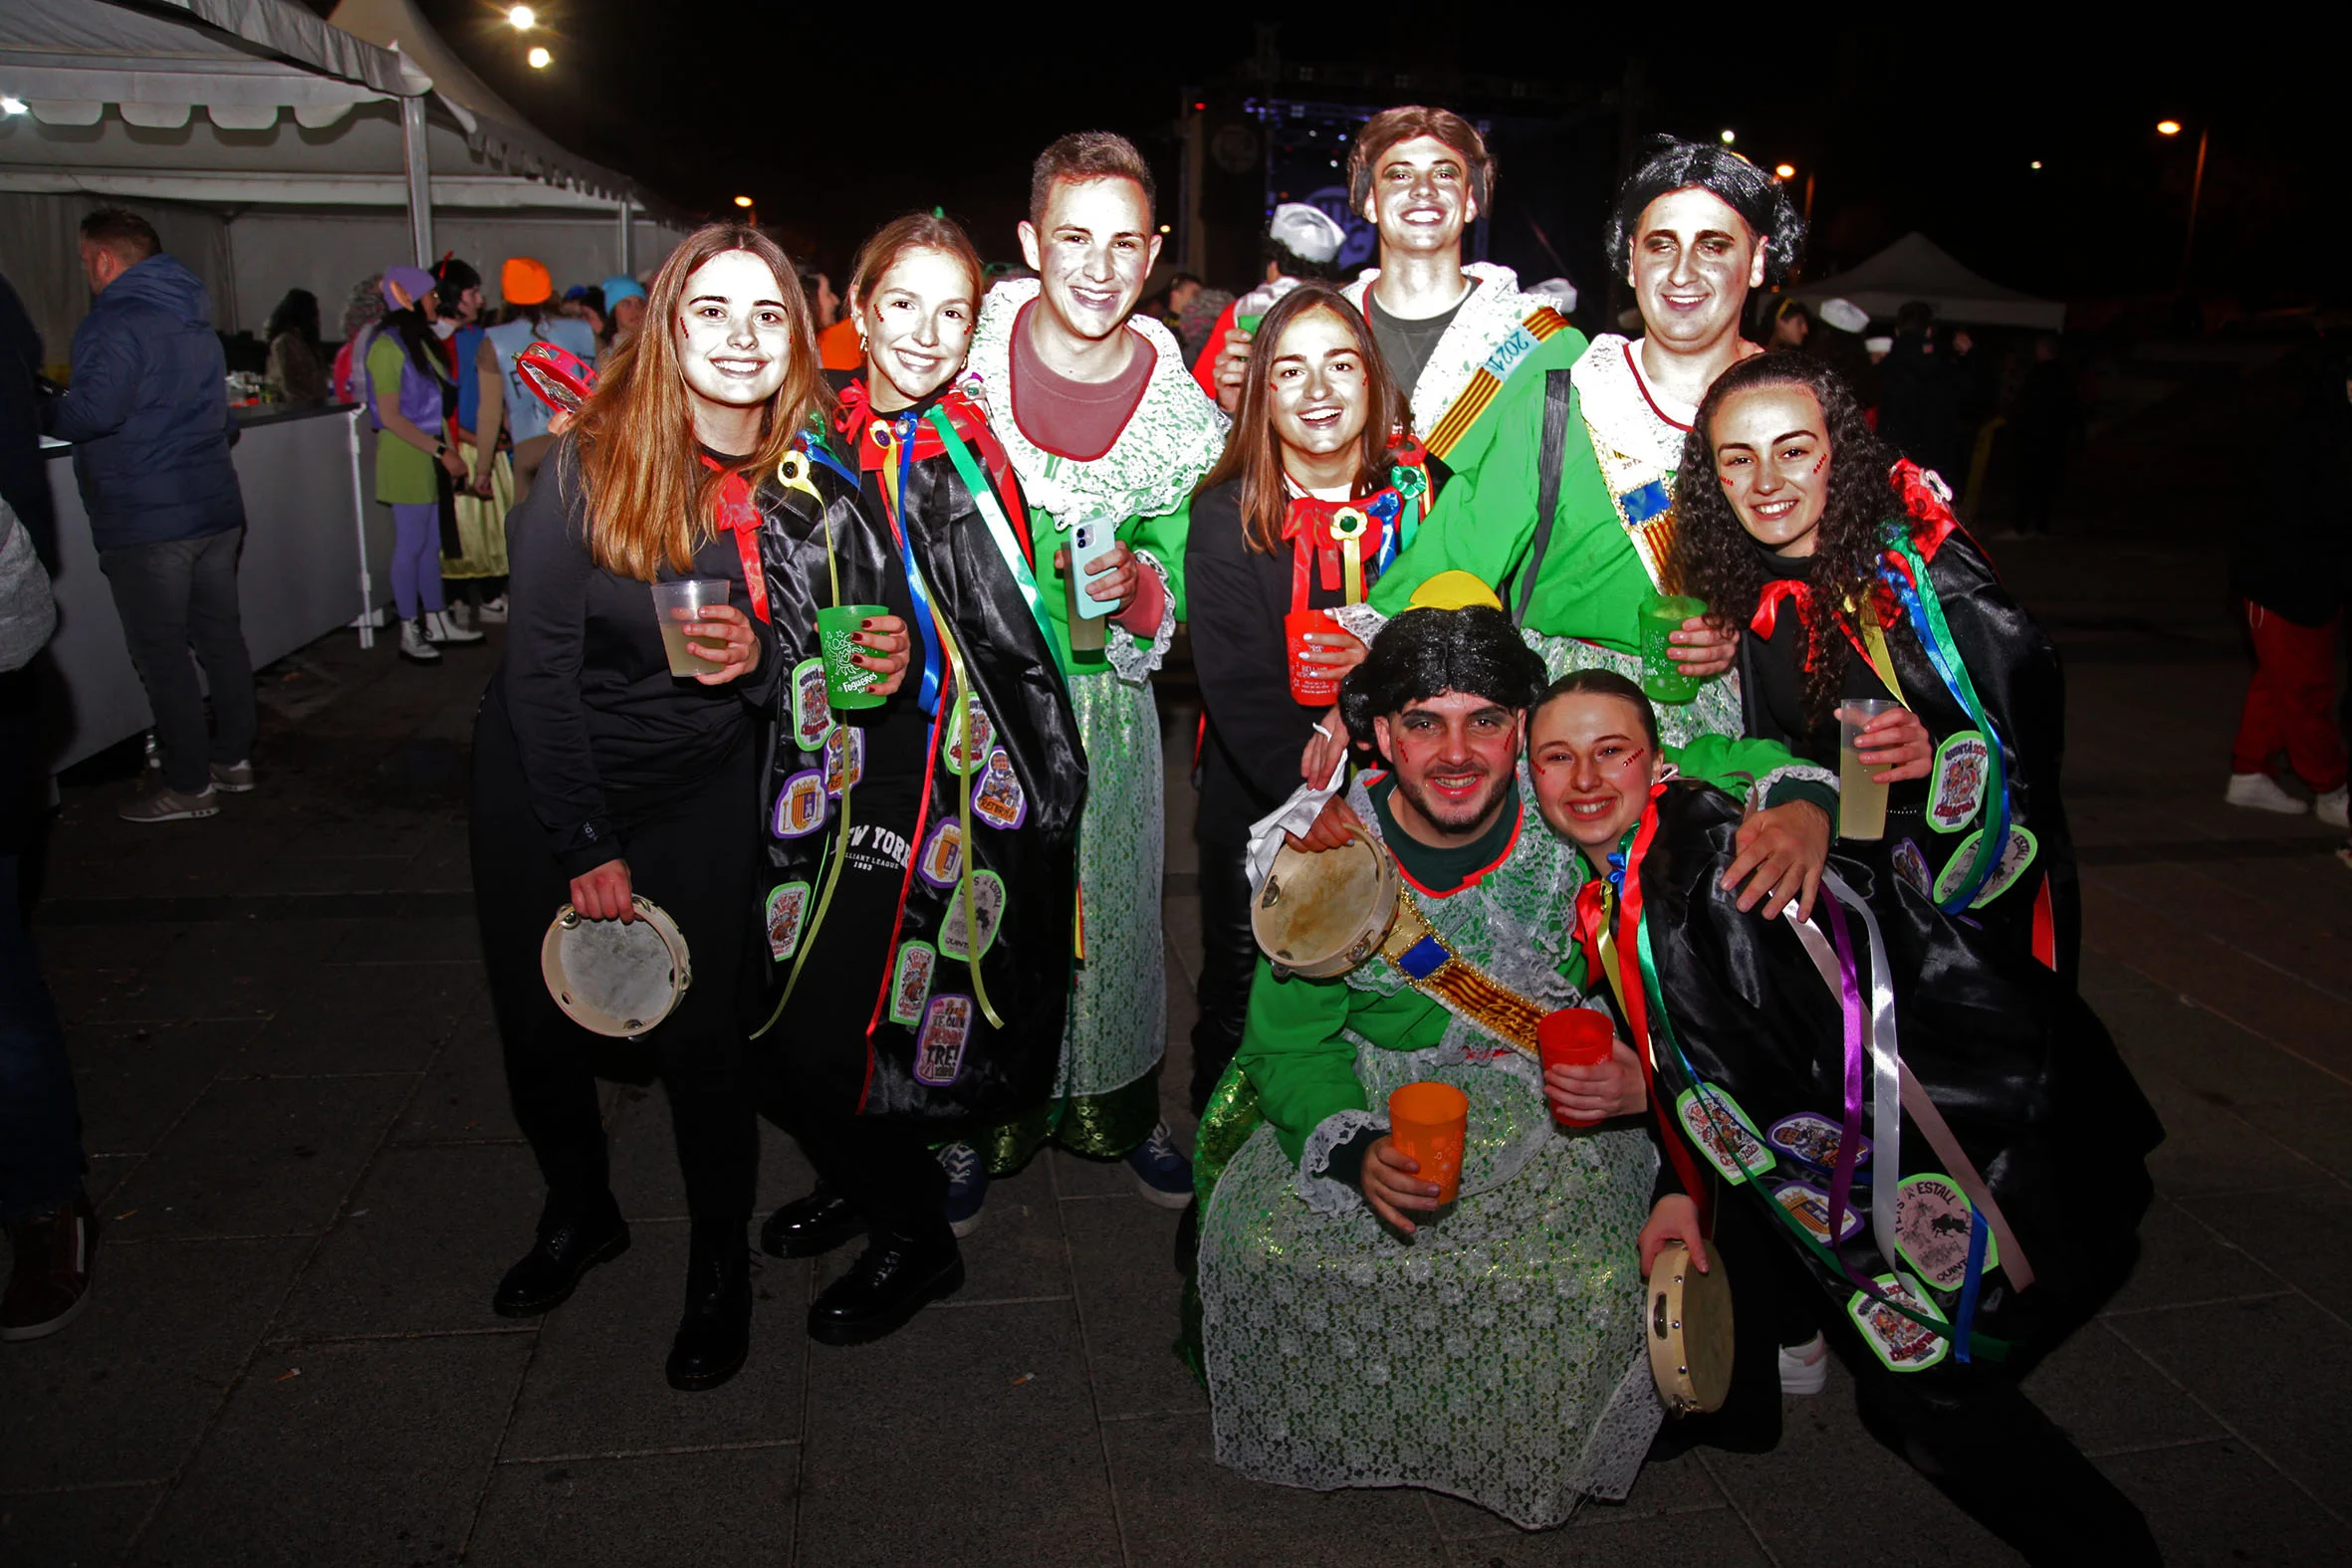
[1888,533,2007,905]
[927,405,1069,677]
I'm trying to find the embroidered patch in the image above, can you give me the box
[764,881,811,961]
[913,993,975,1085]
[1895,1172,1998,1291]
[1934,824,2038,907]
[791,657,830,751]
[917,816,963,888]
[1675,1085,1775,1185]
[823,724,863,798]
[1891,836,1934,896]
[1766,1112,1870,1176]
[938,870,1006,961]
[943,697,994,777]
[772,770,826,838]
[1772,1181,1864,1246]
[886,941,936,1026]
[972,749,1028,831]
[1927,731,1990,833]
[1847,1271,1950,1373]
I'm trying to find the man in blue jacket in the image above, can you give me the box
[43,209,255,823]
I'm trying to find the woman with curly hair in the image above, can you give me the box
[1667,351,2082,981]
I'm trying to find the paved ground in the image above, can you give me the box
[5,532,2350,1567]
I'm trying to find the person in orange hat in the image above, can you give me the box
[476,257,599,503]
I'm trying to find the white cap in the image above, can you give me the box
[1865,336,1894,354]
[1526,277,1578,314]
[1818,297,1869,334]
[1268,202,1347,266]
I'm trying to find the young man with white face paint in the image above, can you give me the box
[957,133,1228,1214]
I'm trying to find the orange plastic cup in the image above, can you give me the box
[1387,1080,1469,1204]
[1286,608,1342,705]
[1537,1008,1615,1128]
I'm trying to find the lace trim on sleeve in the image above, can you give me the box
[1748,762,1839,812]
[1294,1107,1386,1217]
[1104,549,1176,685]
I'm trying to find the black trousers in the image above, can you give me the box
[470,696,763,1253]
[758,770,950,1245]
[1665,1196,2157,1565]
[98,529,257,794]
[1189,833,1256,1115]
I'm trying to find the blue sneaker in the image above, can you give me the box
[939,1142,988,1237]
[1124,1121,1193,1210]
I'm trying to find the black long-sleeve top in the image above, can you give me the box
[494,441,780,875]
[1184,478,1337,844]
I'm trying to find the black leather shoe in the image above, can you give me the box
[760,1187,865,1259]
[807,1231,963,1347]
[666,1246,752,1392]
[493,1200,629,1318]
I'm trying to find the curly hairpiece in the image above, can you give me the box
[1338,606,1548,748]
[1605,135,1804,286]
[1664,351,1901,728]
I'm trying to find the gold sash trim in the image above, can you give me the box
[1587,428,1678,592]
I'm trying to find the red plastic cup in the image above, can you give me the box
[1286,608,1341,705]
[1387,1080,1469,1204]
[1538,1008,1615,1128]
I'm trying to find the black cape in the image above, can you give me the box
[1631,783,2159,1371]
[755,402,1084,1121]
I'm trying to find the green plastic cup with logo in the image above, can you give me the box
[817,603,890,710]
[1236,312,1265,336]
[1638,592,1709,705]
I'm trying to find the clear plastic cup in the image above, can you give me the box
[1838,697,1905,840]
[650,579,731,677]
[1638,592,1709,704]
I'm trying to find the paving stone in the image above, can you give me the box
[2107,1294,2352,1512]
[503,1221,809,1462]
[2097,1439,2344,1564]
[327,914,484,966]
[67,1018,264,1156]
[815,1159,1068,1308]
[2128,1062,2326,1201]
[1061,1193,1202,1420]
[274,1142,549,1339]
[1424,1448,1723,1540]
[87,920,355,1025]
[1104,1410,1444,1568]
[132,1332,532,1567]
[2105,1195,2286,1314]
[2225,1088,2352,1188]
[606,1091,816,1223]
[1439,1500,1765,1567]
[242,962,489,1076]
[467,1446,800,1568]
[0,1483,161,1568]
[0,1238,308,1491]
[104,1075,412,1240]
[393,1015,520,1144]
[2022,1318,2227,1455]
[797,1300,1114,1568]
[2178,1183,2352,1324]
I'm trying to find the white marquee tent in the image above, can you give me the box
[1793,232,2067,333]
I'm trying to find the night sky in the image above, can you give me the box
[399,3,2347,317]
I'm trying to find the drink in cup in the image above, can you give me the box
[1638,592,1709,705]
[1537,1008,1614,1128]
[650,579,732,677]
[817,603,891,710]
[1838,697,1904,840]
[1236,312,1265,336]
[1387,1080,1469,1206]
[1285,608,1342,705]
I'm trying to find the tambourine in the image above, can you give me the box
[515,341,598,416]
[1251,824,1401,980]
[541,896,691,1037]
[1645,1240,1734,1416]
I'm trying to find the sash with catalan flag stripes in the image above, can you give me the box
[1422,305,1574,462]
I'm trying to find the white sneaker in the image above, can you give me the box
[398,617,442,664]
[423,609,485,646]
[2225,772,2307,815]
[2318,786,2349,829]
[477,593,509,624]
[1777,1333,1829,1396]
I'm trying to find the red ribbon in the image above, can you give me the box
[832,380,1032,566]
[698,455,770,624]
[1282,491,1391,611]
[1612,785,1715,1227]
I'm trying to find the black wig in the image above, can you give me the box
[1606,135,1804,286]
[1339,606,1548,747]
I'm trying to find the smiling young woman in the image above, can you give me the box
[469,224,908,1395]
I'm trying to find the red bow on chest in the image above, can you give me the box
[1283,491,1391,609]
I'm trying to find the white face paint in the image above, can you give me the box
[858,247,977,410]
[1627,186,1767,356]
[673,250,793,415]
[1018,175,1160,344]
[1361,133,1479,261]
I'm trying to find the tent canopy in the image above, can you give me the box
[1793,232,2066,332]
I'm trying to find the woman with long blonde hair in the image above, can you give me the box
[468,223,908,1392]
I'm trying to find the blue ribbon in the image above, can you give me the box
[1884,564,2010,912]
[1367,488,1404,576]
[891,413,945,716]
[1953,1208,1990,1363]
[797,429,859,489]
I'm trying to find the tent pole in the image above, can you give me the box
[400,96,433,268]
[617,195,633,277]
[347,409,375,650]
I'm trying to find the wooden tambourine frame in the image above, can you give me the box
[1646,1239,1735,1416]
[540,896,691,1038]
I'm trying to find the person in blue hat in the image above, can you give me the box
[599,275,646,350]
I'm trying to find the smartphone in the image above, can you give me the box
[1068,520,1115,623]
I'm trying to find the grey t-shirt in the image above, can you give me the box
[1367,280,1480,405]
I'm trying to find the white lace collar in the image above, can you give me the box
[1570,335,1701,472]
[965,278,1229,525]
[1343,261,1543,441]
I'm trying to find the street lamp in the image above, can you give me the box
[733,195,754,208]
[2156,119,2181,136]
[1718,128,1735,145]
[2157,118,2208,287]
[526,45,551,68]
[507,5,535,28]
[1772,162,1794,179]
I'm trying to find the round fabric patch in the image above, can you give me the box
[1765,1112,1870,1176]
[1846,1271,1950,1372]
[772,771,827,838]
[938,870,1007,961]
[1926,730,1990,834]
[1931,823,2037,908]
[1894,1172,1999,1291]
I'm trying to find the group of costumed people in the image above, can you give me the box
[463,104,2162,1563]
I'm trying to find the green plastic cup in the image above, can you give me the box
[1638,592,1709,705]
[1236,313,1264,336]
[817,603,890,710]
